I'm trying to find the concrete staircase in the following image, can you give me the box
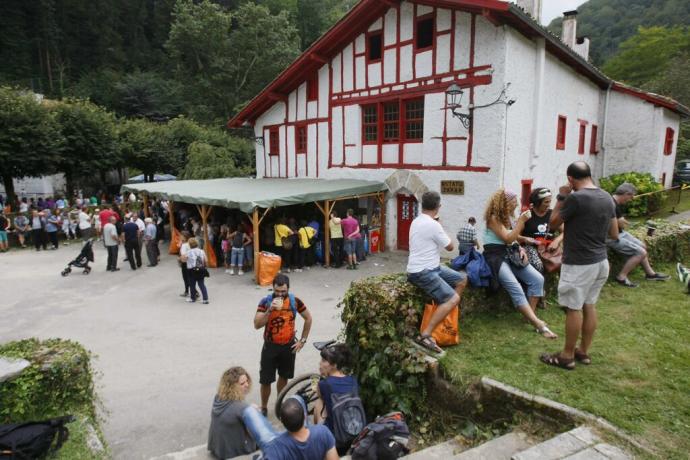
[151,426,632,460]
[401,426,631,460]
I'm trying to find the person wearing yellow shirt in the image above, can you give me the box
[329,211,343,268]
[274,218,294,272]
[296,221,317,272]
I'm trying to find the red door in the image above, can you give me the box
[397,194,418,250]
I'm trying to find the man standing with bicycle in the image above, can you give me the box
[254,274,312,417]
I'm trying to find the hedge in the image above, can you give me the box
[340,220,690,419]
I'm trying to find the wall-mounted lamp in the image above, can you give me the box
[445,83,516,130]
[254,136,265,146]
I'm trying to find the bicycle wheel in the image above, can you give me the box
[274,372,321,417]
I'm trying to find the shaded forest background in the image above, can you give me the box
[0,0,688,205]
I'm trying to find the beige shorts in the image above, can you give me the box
[558,260,609,310]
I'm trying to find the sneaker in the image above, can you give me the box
[615,277,637,288]
[180,292,189,297]
[225,269,232,274]
[202,300,209,304]
[678,263,690,284]
[645,272,670,281]
[286,268,291,273]
[295,268,303,272]
[238,270,244,275]
[186,298,196,303]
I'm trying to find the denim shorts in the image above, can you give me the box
[607,231,645,257]
[343,238,358,255]
[407,265,466,303]
[0,231,7,243]
[497,261,544,308]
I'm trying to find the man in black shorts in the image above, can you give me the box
[254,274,312,416]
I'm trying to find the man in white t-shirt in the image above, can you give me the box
[407,191,467,354]
[103,216,120,272]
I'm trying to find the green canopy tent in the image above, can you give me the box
[122,178,388,283]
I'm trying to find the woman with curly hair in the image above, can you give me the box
[483,189,557,339]
[207,366,258,459]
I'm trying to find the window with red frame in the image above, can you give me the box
[269,128,279,155]
[578,123,586,154]
[664,127,675,155]
[362,105,378,144]
[521,180,533,212]
[415,16,434,50]
[383,102,399,142]
[367,32,382,62]
[590,125,599,154]
[404,99,424,141]
[307,73,318,102]
[556,115,567,150]
[296,125,307,154]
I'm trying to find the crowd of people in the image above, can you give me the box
[407,161,670,370]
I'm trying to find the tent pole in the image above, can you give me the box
[202,204,211,263]
[253,207,260,284]
[143,193,150,218]
[324,200,331,268]
[378,192,386,253]
[168,200,175,255]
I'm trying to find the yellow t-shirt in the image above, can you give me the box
[274,224,291,247]
[298,226,316,248]
[329,218,343,238]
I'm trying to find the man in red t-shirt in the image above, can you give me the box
[254,274,312,416]
[99,206,116,229]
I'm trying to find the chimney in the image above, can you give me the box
[515,0,542,21]
[561,10,578,49]
[574,36,590,60]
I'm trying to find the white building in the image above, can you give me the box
[229,0,688,251]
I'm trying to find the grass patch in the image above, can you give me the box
[441,264,690,459]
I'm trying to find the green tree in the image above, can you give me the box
[118,118,182,182]
[166,0,299,123]
[180,140,252,179]
[52,100,120,198]
[0,87,63,209]
[113,71,183,120]
[602,26,690,86]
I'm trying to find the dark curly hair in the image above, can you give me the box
[320,344,352,371]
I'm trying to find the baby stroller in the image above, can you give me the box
[61,239,94,276]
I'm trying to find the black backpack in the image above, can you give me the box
[325,380,366,450]
[0,415,74,460]
[350,412,410,460]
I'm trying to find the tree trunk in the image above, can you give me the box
[2,175,17,211]
[64,171,74,201]
[118,168,125,185]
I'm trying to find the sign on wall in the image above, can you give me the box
[440,180,465,195]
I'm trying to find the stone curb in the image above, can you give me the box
[479,377,656,457]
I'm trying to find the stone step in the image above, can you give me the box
[403,438,464,459]
[512,426,631,460]
[453,432,533,460]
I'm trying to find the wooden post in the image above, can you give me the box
[324,200,331,268]
[168,200,176,255]
[253,207,260,284]
[199,204,214,267]
[377,192,386,253]
[143,194,150,218]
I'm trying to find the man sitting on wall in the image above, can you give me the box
[607,183,669,287]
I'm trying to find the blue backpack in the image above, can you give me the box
[261,293,297,318]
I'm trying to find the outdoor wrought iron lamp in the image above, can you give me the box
[445,82,516,130]
[445,83,472,129]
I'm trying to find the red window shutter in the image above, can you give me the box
[590,125,598,154]
[307,73,318,102]
[556,116,567,150]
[578,123,586,154]
[521,180,533,212]
[269,128,280,155]
[664,127,675,155]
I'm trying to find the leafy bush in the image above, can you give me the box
[0,338,96,423]
[600,172,667,216]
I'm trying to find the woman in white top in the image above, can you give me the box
[178,231,195,298]
[78,207,93,239]
[182,237,209,304]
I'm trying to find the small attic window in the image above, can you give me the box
[306,73,318,102]
[415,16,434,51]
[368,32,382,62]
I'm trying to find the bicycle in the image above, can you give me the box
[273,340,335,416]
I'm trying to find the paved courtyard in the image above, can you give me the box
[0,240,406,459]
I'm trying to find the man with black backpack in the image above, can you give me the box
[254,274,312,417]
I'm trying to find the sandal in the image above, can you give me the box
[540,352,575,370]
[413,334,443,354]
[574,349,592,365]
[535,324,558,339]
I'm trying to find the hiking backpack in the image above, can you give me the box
[324,380,366,450]
[350,411,410,460]
[0,415,74,460]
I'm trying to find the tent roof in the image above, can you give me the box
[121,178,387,213]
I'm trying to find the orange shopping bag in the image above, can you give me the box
[258,252,282,286]
[420,302,460,346]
